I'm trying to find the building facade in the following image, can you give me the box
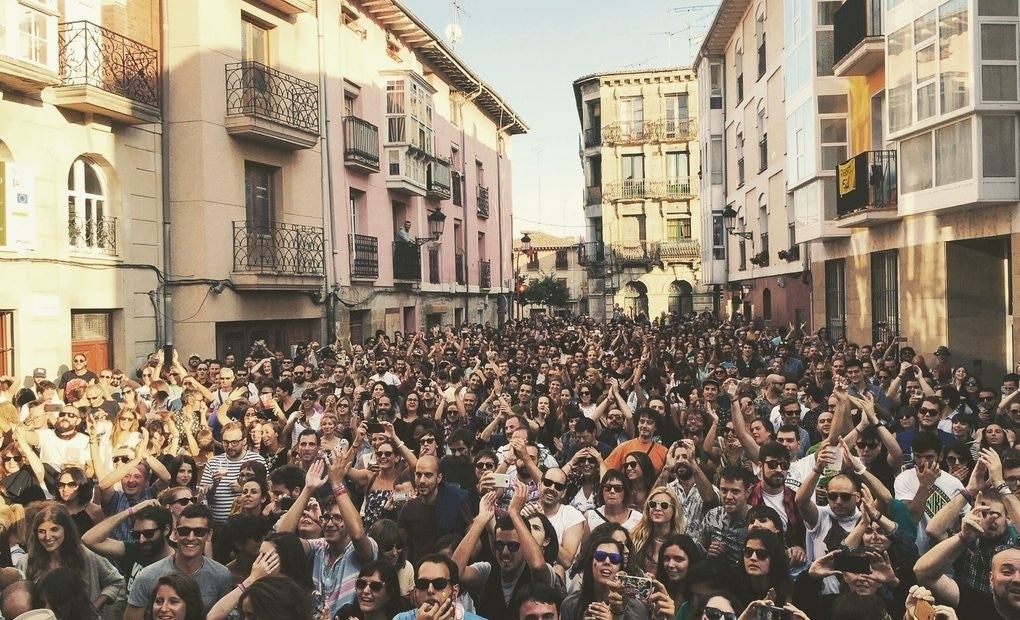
[695,0,811,328]
[165,0,524,357]
[512,231,589,318]
[0,0,163,377]
[572,67,712,322]
[812,0,1020,385]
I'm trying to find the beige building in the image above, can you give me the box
[810,0,1020,384]
[165,0,525,356]
[0,0,163,377]
[572,67,712,322]
[511,231,589,317]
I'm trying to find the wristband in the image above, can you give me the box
[236,582,246,593]
[332,484,348,497]
[395,441,405,450]
[127,506,134,518]
[959,488,975,504]
[992,481,1013,495]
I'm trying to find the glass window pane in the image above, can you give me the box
[820,118,847,142]
[816,30,834,76]
[817,95,848,114]
[983,116,1017,177]
[901,132,933,193]
[983,24,1017,60]
[914,10,936,43]
[935,118,972,185]
[979,0,1019,16]
[983,65,1019,101]
[939,0,969,113]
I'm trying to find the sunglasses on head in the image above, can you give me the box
[414,577,450,591]
[175,526,209,538]
[592,550,623,565]
[541,478,567,491]
[356,578,385,592]
[495,540,521,553]
[130,528,161,541]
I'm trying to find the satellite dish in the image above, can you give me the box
[444,23,462,45]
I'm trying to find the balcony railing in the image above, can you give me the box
[68,215,117,255]
[393,241,422,281]
[343,116,380,172]
[452,171,463,206]
[834,0,883,68]
[602,121,646,144]
[428,247,441,284]
[613,241,656,265]
[479,259,491,289]
[349,233,379,280]
[658,239,700,262]
[57,21,159,108]
[658,118,698,141]
[455,250,466,285]
[232,221,325,275]
[578,241,606,266]
[602,119,697,144]
[836,150,898,217]
[428,158,452,200]
[477,185,490,218]
[583,127,601,148]
[225,61,319,134]
[585,185,603,205]
[604,178,695,201]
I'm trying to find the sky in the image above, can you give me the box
[401,0,720,240]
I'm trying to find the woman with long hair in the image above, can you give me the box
[567,523,635,593]
[148,572,205,620]
[0,503,28,568]
[109,407,142,451]
[319,412,343,453]
[20,504,123,613]
[238,574,313,620]
[621,451,656,510]
[585,470,641,531]
[166,455,199,491]
[980,420,1012,456]
[332,561,410,620]
[0,427,46,493]
[230,477,270,517]
[32,566,101,620]
[656,534,705,619]
[529,394,562,451]
[345,425,416,530]
[367,519,413,596]
[630,486,686,576]
[563,443,604,515]
[730,530,791,610]
[55,466,103,535]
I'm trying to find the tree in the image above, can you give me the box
[523,274,568,310]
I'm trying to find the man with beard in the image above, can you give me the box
[603,408,667,473]
[294,428,321,471]
[700,464,753,564]
[991,545,1020,619]
[894,431,965,553]
[392,554,486,620]
[26,405,90,471]
[82,500,172,617]
[661,438,719,544]
[200,422,265,525]
[125,503,232,618]
[754,374,786,421]
[399,455,471,564]
[747,441,806,569]
[279,459,377,615]
[453,485,555,619]
[98,443,170,541]
[440,428,477,488]
[596,406,632,448]
[534,467,585,568]
[557,417,612,465]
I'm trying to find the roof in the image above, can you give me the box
[696,0,753,62]
[571,65,694,120]
[356,0,528,135]
[513,231,578,251]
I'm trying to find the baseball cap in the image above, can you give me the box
[33,367,46,378]
[720,361,735,370]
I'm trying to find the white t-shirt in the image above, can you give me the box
[894,467,967,554]
[585,508,642,532]
[760,487,790,529]
[546,504,585,544]
[806,505,861,595]
[37,429,90,470]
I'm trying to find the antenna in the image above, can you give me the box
[444,0,468,48]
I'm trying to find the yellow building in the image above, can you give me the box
[814,0,1020,384]
[572,67,712,321]
[0,0,163,377]
[512,231,589,317]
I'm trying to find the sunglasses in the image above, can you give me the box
[356,578,385,592]
[175,526,209,538]
[57,480,79,488]
[578,457,597,465]
[130,528,161,540]
[414,578,450,591]
[381,542,404,552]
[170,496,195,507]
[743,547,768,560]
[3,455,23,463]
[475,461,496,470]
[321,513,343,523]
[592,550,623,565]
[420,437,436,445]
[919,408,940,415]
[58,410,80,418]
[763,459,790,470]
[623,461,639,469]
[602,483,624,493]
[223,439,244,446]
[827,491,855,502]
[579,391,591,395]
[113,456,132,465]
[704,607,738,620]
[73,358,86,363]
[376,450,394,458]
[647,500,672,510]
[723,427,736,435]
[495,540,521,553]
[944,455,968,465]
[541,478,567,491]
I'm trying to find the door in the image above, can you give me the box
[241,18,270,114]
[71,311,112,372]
[947,237,1009,386]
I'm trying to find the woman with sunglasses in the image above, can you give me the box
[585,470,641,531]
[344,424,416,530]
[656,533,705,619]
[368,519,414,596]
[110,407,142,453]
[333,561,410,620]
[621,451,656,511]
[56,466,103,536]
[730,530,791,610]
[563,443,605,515]
[118,382,150,418]
[630,486,686,576]
[0,426,46,492]
[941,441,975,483]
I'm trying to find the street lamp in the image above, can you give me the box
[414,209,447,246]
[521,232,531,253]
[722,205,753,240]
[513,232,533,320]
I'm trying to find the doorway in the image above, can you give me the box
[946,237,1009,386]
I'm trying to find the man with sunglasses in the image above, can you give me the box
[534,467,586,569]
[747,441,807,570]
[392,554,485,620]
[24,405,90,472]
[894,431,967,554]
[82,499,172,617]
[58,352,98,389]
[125,503,232,619]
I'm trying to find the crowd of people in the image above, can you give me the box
[0,314,1014,620]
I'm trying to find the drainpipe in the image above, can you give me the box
[317,1,338,343]
[494,115,518,326]
[159,0,172,346]
[460,83,485,326]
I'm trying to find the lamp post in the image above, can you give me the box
[413,209,447,246]
[722,205,753,240]
[513,232,532,320]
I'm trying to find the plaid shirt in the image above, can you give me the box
[956,528,1019,593]
[748,481,806,551]
[700,506,749,565]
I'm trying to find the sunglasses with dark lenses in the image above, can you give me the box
[113,456,132,465]
[647,500,672,510]
[827,492,854,502]
[381,542,404,552]
[623,461,639,469]
[474,461,496,470]
[130,528,161,540]
[855,442,879,450]
[419,437,436,445]
[57,480,79,488]
[919,408,941,415]
[356,578,385,592]
[592,550,623,565]
[743,547,768,560]
[602,483,624,493]
[175,526,209,538]
[376,451,394,458]
[494,540,521,553]
[414,578,451,591]
[704,607,738,620]
[170,496,195,507]
[541,478,567,491]
[3,455,23,463]
[578,457,597,465]
[58,410,79,418]
[763,459,790,470]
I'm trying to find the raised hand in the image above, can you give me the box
[304,458,328,491]
[249,550,280,581]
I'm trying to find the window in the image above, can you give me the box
[3,0,58,69]
[762,288,772,320]
[622,154,645,197]
[668,281,694,316]
[665,218,692,240]
[820,118,848,171]
[710,136,724,184]
[901,132,933,193]
[816,30,834,76]
[983,115,1017,177]
[349,188,363,232]
[555,249,568,269]
[665,152,689,194]
[871,250,899,343]
[935,118,972,185]
[0,311,11,376]
[888,24,913,133]
[738,238,747,270]
[712,213,726,260]
[241,16,270,65]
[825,259,847,342]
[736,129,745,186]
[244,161,275,233]
[940,0,969,112]
[735,45,744,103]
[527,251,540,270]
[66,157,114,253]
[755,10,766,79]
[757,105,768,172]
[710,62,723,109]
[618,97,644,139]
[915,11,937,121]
[981,22,1019,102]
[664,94,689,138]
[385,76,434,154]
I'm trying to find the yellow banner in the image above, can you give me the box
[837,158,856,196]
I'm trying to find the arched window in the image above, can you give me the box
[623,281,649,318]
[668,280,694,316]
[762,287,772,320]
[67,157,114,254]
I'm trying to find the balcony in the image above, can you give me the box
[658,239,700,263]
[584,186,603,205]
[479,259,491,289]
[52,21,160,124]
[343,116,380,173]
[349,233,379,280]
[578,241,606,266]
[384,111,432,195]
[455,250,466,285]
[477,185,490,218]
[68,215,117,256]
[583,127,601,148]
[657,118,698,142]
[428,247,441,284]
[224,61,319,150]
[393,242,422,281]
[601,119,697,145]
[231,221,324,291]
[833,0,884,77]
[613,241,656,266]
[602,121,647,145]
[427,158,452,200]
[836,150,901,228]
[604,178,695,201]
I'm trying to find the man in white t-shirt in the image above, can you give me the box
[894,430,967,554]
[28,405,91,470]
[533,467,586,569]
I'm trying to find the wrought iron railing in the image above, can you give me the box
[578,241,606,266]
[68,214,117,254]
[428,157,452,199]
[601,121,646,144]
[428,247,441,284]
[232,221,325,275]
[602,119,698,144]
[836,150,898,217]
[479,259,491,289]
[343,116,380,170]
[57,21,159,109]
[604,179,694,201]
[583,127,601,148]
[225,61,319,134]
[349,233,378,279]
[585,186,602,205]
[657,118,698,141]
[455,250,466,285]
[392,242,422,281]
[613,241,656,264]
[834,0,883,67]
[452,171,463,206]
[477,185,490,218]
